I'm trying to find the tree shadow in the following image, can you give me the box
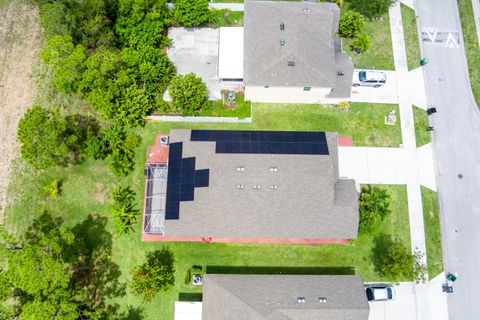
[371,233,395,275]
[64,114,100,164]
[116,306,144,320]
[205,266,355,275]
[70,214,126,307]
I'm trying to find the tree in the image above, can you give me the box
[17,106,69,169]
[168,73,209,116]
[41,35,86,93]
[0,219,84,319]
[174,0,211,27]
[111,186,140,235]
[351,33,371,55]
[359,185,391,233]
[85,124,141,176]
[350,0,396,19]
[17,107,99,170]
[372,234,425,281]
[339,10,365,38]
[129,248,175,301]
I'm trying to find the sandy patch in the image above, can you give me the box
[0,2,41,220]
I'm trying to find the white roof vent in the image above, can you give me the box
[318,297,327,303]
[253,184,261,190]
[297,297,306,304]
[270,185,278,190]
[236,184,245,189]
[270,166,278,172]
[237,166,245,171]
[303,8,312,13]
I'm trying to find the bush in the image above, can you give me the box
[359,185,391,233]
[17,107,97,169]
[339,10,365,38]
[184,266,204,285]
[85,124,141,176]
[130,248,175,301]
[42,178,63,199]
[351,34,371,54]
[350,0,396,19]
[174,0,211,27]
[111,186,140,235]
[373,234,426,281]
[168,73,209,116]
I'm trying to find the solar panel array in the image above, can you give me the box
[190,130,329,155]
[165,142,210,220]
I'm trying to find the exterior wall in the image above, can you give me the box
[245,85,342,104]
[142,234,350,244]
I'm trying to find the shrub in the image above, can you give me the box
[359,185,391,233]
[174,0,211,27]
[351,33,371,54]
[350,0,396,19]
[168,73,209,116]
[42,178,63,199]
[339,10,365,38]
[111,186,140,235]
[130,248,175,301]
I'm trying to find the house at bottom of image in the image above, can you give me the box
[142,129,359,243]
[174,274,370,320]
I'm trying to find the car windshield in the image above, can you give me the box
[359,71,367,82]
[366,288,374,301]
[388,288,393,299]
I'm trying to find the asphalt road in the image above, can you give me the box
[416,0,480,319]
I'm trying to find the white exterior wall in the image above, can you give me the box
[244,86,339,104]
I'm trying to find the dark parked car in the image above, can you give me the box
[365,284,395,301]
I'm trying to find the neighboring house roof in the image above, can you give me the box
[243,0,353,90]
[202,275,370,320]
[160,129,359,239]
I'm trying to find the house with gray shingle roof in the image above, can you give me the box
[242,0,353,103]
[142,129,359,243]
[183,274,369,320]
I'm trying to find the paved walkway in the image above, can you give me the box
[209,2,244,11]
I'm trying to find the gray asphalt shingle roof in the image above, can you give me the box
[164,130,359,239]
[202,275,370,320]
[244,0,353,91]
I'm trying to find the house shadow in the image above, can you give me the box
[205,266,355,275]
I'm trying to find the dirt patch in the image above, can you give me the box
[0,2,41,220]
[94,183,107,203]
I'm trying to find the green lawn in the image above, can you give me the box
[154,103,402,147]
[343,13,395,70]
[6,101,408,318]
[413,105,430,146]
[5,158,410,319]
[208,9,243,27]
[401,3,421,70]
[421,187,444,278]
[458,0,480,107]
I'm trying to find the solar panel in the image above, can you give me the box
[190,130,329,155]
[165,143,210,220]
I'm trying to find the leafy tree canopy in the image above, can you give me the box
[168,73,209,116]
[111,186,140,235]
[41,35,87,93]
[17,106,99,169]
[129,248,175,301]
[350,0,396,19]
[174,0,211,27]
[359,185,391,233]
[339,10,365,38]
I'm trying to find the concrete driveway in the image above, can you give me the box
[349,68,427,109]
[167,28,221,99]
[367,278,448,320]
